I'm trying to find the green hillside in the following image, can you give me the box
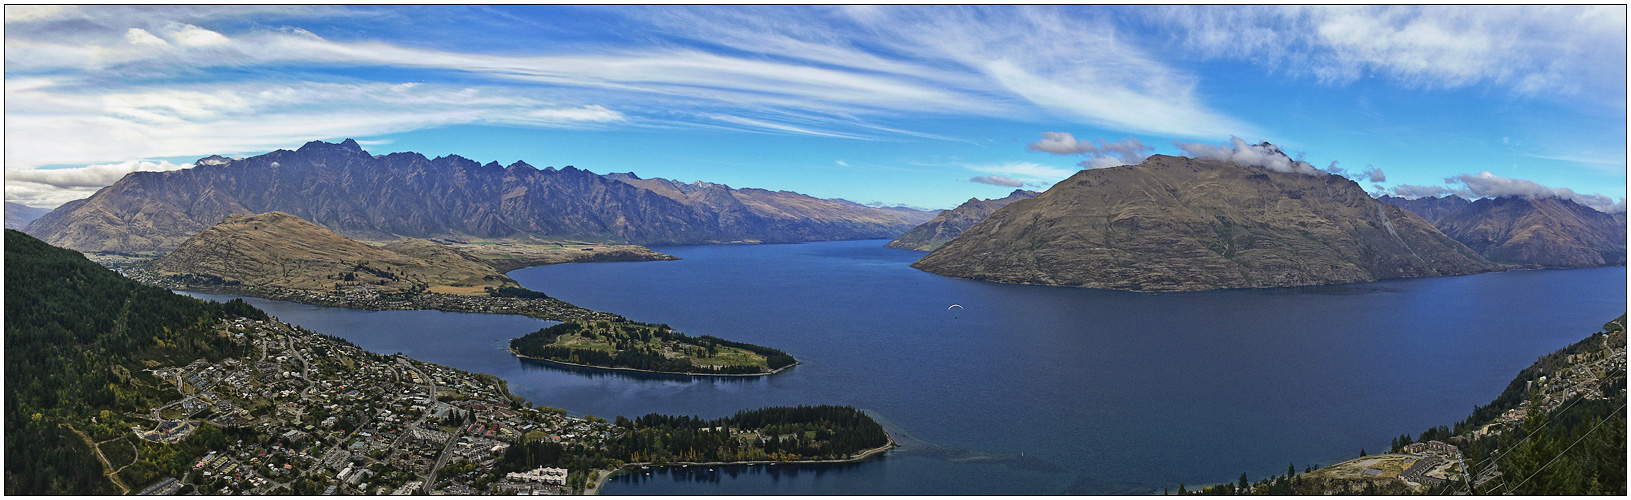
[5,229,265,494]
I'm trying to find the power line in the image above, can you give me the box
[1465,390,1591,474]
[1505,402,1625,494]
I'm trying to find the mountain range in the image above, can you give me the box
[4,202,49,230]
[25,139,930,254]
[1433,196,1626,268]
[1378,194,1626,268]
[884,189,1037,251]
[1373,195,1470,224]
[912,155,1499,292]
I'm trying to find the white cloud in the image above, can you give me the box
[4,82,627,170]
[4,160,192,207]
[124,28,168,46]
[1449,171,1625,213]
[1026,132,1153,170]
[1151,6,1626,103]
[162,23,229,47]
[970,175,1025,187]
[1390,171,1625,213]
[964,161,1076,181]
[1389,184,1466,200]
[1174,136,1323,175]
[1361,165,1386,183]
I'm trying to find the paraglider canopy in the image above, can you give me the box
[948,304,963,310]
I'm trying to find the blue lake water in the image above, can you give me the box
[183,239,1626,494]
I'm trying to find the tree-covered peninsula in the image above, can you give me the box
[509,322,796,375]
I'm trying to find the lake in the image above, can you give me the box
[183,239,1627,494]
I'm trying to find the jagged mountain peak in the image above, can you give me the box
[28,140,919,253]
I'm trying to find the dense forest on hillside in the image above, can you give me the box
[4,229,265,495]
[510,321,796,375]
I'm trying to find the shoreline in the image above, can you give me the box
[146,282,801,378]
[509,348,799,378]
[589,435,897,495]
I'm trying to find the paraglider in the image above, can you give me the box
[948,304,963,319]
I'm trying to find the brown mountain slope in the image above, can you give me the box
[150,212,516,295]
[1375,195,1471,224]
[885,189,1037,251]
[1434,196,1626,268]
[28,140,918,254]
[912,155,1498,292]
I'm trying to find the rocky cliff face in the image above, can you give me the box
[150,212,516,295]
[912,155,1497,292]
[884,189,1037,251]
[29,140,920,253]
[1434,196,1626,268]
[1375,195,1470,224]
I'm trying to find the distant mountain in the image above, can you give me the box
[884,189,1037,251]
[150,212,517,295]
[602,172,920,243]
[912,155,1497,292]
[1375,195,1470,224]
[862,204,940,225]
[4,202,50,230]
[28,140,921,254]
[1434,196,1627,268]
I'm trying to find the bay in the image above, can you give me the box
[184,239,1627,494]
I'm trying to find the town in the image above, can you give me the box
[126,315,616,495]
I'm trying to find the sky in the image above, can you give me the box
[4,5,1627,212]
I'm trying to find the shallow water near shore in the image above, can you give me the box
[184,239,1626,494]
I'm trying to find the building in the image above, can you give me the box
[505,467,568,486]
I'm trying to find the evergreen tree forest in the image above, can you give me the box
[5,230,266,494]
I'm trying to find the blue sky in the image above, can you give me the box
[4,5,1626,211]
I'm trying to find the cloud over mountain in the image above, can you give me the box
[969,175,1025,187]
[1174,137,1322,175]
[1026,132,1154,170]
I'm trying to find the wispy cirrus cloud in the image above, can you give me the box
[1147,6,1626,103]
[969,175,1025,187]
[4,80,626,169]
[4,5,1259,174]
